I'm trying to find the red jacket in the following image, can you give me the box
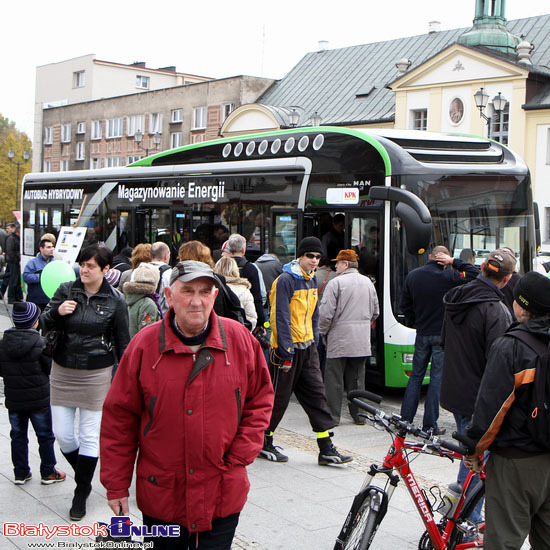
[100,310,273,531]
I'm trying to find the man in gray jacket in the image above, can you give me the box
[319,249,379,424]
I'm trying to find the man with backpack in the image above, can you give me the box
[466,271,550,550]
[149,242,172,314]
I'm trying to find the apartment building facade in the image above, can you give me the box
[40,75,274,172]
[34,54,213,171]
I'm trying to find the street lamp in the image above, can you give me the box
[310,111,322,127]
[288,108,300,128]
[134,130,161,156]
[8,149,30,210]
[474,88,508,135]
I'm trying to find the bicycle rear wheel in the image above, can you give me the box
[336,487,387,550]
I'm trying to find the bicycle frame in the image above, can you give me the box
[398,436,483,548]
[335,391,485,550]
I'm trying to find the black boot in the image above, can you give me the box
[61,449,79,473]
[69,455,98,521]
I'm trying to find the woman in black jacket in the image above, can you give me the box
[41,244,130,521]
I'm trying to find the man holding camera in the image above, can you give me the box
[259,237,352,466]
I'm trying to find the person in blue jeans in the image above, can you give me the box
[0,301,65,485]
[399,245,479,433]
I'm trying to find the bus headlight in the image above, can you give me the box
[402,353,414,363]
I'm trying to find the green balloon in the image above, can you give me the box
[40,260,76,299]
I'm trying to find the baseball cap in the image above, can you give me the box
[485,248,516,275]
[169,260,220,287]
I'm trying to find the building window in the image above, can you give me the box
[171,132,183,149]
[490,104,509,145]
[73,70,85,88]
[149,113,163,134]
[126,114,145,136]
[43,160,52,172]
[44,127,53,145]
[106,156,123,168]
[61,124,71,143]
[193,107,207,129]
[171,109,183,123]
[76,122,86,134]
[90,158,102,169]
[127,154,144,164]
[91,120,102,140]
[136,75,150,89]
[222,103,235,121]
[76,142,85,161]
[60,159,70,171]
[412,109,428,131]
[106,118,123,139]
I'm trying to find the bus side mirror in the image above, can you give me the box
[368,186,432,255]
[395,202,432,256]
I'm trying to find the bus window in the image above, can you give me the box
[351,215,379,283]
[273,212,297,264]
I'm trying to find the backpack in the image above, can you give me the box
[507,329,550,450]
[216,275,252,331]
[156,264,171,294]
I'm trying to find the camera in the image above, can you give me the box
[254,331,270,349]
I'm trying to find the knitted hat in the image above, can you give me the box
[104,268,121,287]
[221,240,230,254]
[133,262,160,287]
[513,271,550,315]
[12,302,41,329]
[297,237,323,258]
[485,248,516,276]
[333,249,358,262]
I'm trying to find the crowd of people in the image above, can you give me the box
[0,226,549,549]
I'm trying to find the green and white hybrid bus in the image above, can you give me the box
[21,127,535,387]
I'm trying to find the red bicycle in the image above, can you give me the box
[334,390,484,550]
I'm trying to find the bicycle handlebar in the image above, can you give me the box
[348,389,383,404]
[349,394,471,456]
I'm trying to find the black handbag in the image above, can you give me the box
[44,328,62,357]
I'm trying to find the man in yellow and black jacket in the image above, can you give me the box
[259,237,352,466]
[466,271,550,550]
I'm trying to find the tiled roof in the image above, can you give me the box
[258,15,550,125]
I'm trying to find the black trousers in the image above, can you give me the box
[142,512,239,549]
[268,344,336,433]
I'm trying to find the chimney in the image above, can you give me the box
[318,40,329,51]
[131,61,146,68]
[429,21,441,33]
[158,66,177,73]
[517,40,534,65]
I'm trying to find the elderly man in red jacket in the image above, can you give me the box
[100,260,274,549]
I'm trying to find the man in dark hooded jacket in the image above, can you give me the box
[440,248,515,524]
[466,271,550,549]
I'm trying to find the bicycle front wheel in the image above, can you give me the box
[340,488,386,550]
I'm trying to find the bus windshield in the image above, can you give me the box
[391,173,534,320]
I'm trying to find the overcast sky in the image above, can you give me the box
[2,0,548,141]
